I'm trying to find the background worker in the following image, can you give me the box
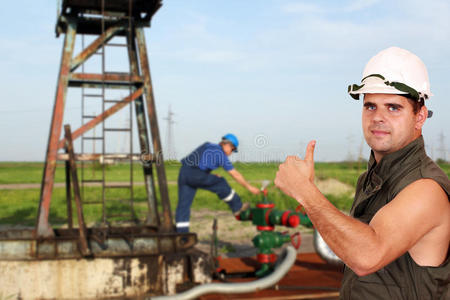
[275,47,450,299]
[175,133,260,233]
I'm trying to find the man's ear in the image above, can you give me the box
[415,105,427,130]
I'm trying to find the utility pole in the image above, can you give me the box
[357,137,365,173]
[346,134,354,162]
[438,131,447,163]
[164,105,176,160]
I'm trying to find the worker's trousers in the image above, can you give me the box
[175,165,243,233]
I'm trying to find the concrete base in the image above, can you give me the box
[0,250,212,300]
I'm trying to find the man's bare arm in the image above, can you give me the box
[228,169,260,195]
[275,141,449,276]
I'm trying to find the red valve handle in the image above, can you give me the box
[290,232,302,249]
[295,204,306,214]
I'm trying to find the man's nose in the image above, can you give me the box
[372,108,386,123]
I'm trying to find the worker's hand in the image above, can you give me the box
[274,140,316,204]
[214,174,222,178]
[248,185,261,195]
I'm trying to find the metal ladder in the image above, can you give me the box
[79,0,137,225]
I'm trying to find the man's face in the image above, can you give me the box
[362,93,425,161]
[222,143,235,156]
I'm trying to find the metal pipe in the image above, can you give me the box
[148,246,297,300]
[313,229,343,266]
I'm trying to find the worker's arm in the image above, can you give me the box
[228,169,260,195]
[275,141,449,276]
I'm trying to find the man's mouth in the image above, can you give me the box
[371,129,390,137]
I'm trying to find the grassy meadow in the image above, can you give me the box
[0,161,448,227]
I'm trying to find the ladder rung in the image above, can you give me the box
[99,154,133,159]
[104,184,132,189]
[105,72,130,76]
[84,94,103,97]
[106,198,133,204]
[104,128,131,132]
[106,43,128,47]
[82,115,97,119]
[104,100,122,103]
[82,179,103,183]
[82,137,104,140]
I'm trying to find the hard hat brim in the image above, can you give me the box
[348,75,433,100]
[349,84,408,100]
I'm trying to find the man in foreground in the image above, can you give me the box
[175,134,260,233]
[275,47,449,299]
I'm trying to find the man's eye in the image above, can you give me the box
[366,105,376,110]
[389,106,399,111]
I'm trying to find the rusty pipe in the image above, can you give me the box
[149,246,297,300]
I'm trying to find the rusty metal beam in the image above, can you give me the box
[60,0,162,19]
[57,153,153,161]
[64,125,90,256]
[68,82,136,90]
[70,24,126,72]
[127,31,160,227]
[36,20,77,238]
[69,72,143,86]
[65,151,73,230]
[0,229,197,260]
[57,18,149,36]
[135,27,173,232]
[57,87,143,149]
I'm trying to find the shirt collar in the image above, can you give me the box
[367,135,426,183]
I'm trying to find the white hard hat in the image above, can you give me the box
[348,47,433,102]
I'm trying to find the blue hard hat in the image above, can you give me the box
[222,133,239,152]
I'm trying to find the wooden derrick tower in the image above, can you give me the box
[36,0,173,238]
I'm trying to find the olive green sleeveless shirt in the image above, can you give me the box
[340,136,450,300]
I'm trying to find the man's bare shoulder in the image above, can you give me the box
[390,178,449,223]
[372,179,448,228]
[401,179,450,265]
[403,178,448,204]
[369,178,449,267]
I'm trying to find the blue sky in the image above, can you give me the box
[1,0,449,162]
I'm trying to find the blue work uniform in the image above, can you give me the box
[175,142,243,233]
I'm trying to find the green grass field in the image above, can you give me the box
[0,161,448,226]
[0,160,370,185]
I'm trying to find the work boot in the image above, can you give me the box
[234,202,250,219]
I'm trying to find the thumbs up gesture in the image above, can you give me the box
[274,140,316,205]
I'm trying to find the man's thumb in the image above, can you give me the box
[304,140,316,162]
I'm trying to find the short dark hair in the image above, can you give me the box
[405,96,424,114]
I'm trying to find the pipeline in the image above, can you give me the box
[313,229,343,266]
[148,245,297,300]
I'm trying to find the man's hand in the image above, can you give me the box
[274,140,316,204]
[248,185,261,195]
[228,169,261,195]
